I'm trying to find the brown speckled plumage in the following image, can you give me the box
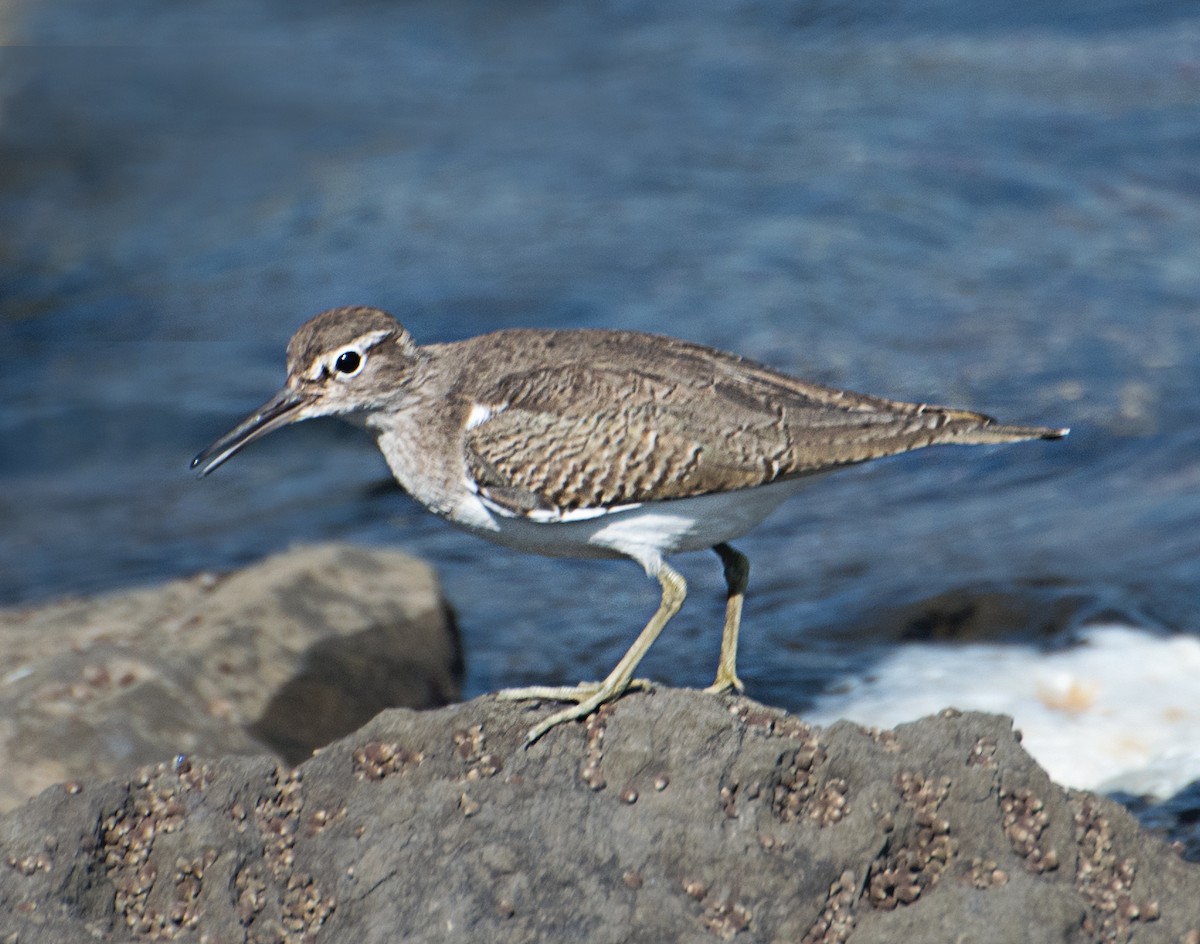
[432,327,1063,515]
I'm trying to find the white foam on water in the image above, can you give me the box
[806,624,1200,798]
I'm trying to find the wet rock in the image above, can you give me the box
[1,695,1197,943]
[868,585,1090,644]
[0,543,462,810]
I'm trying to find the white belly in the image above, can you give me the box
[446,479,803,569]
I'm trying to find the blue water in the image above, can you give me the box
[2,0,1199,720]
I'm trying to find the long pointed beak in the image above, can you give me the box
[191,387,313,477]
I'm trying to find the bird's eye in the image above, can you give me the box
[334,350,362,375]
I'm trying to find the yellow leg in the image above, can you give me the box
[705,543,748,695]
[501,561,687,745]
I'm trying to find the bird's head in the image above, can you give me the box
[192,306,419,476]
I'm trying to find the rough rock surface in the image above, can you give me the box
[1,692,1196,943]
[0,544,461,810]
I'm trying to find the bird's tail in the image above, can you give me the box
[934,408,1069,445]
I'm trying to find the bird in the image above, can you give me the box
[193,306,1067,743]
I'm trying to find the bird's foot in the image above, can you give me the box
[703,670,744,695]
[496,678,653,745]
[496,678,652,703]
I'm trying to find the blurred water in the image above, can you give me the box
[2,0,1199,718]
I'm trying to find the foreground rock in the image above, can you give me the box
[0,544,462,810]
[1,692,1196,943]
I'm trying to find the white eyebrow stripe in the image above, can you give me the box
[351,329,395,351]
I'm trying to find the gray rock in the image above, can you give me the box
[0,543,461,811]
[0,692,1195,943]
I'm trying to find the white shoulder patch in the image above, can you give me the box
[466,402,507,431]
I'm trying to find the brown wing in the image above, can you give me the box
[459,333,1063,516]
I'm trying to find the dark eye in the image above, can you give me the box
[334,350,361,374]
